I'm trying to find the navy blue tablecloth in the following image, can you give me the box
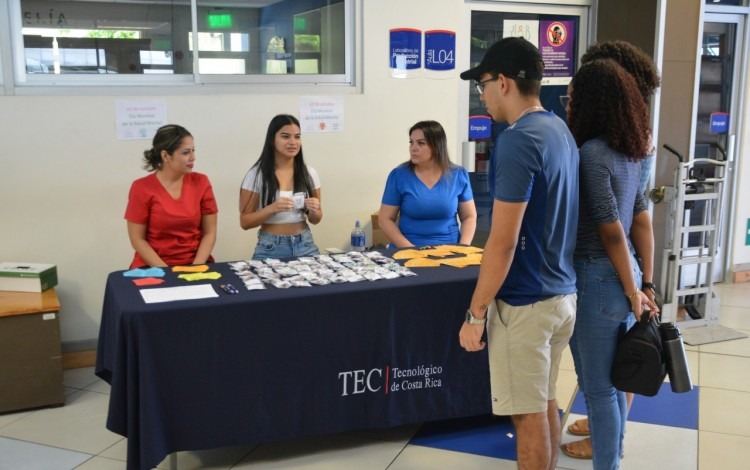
[95,258,491,470]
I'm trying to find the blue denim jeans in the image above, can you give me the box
[252,227,320,260]
[569,256,640,470]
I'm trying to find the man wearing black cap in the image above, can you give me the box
[458,37,579,470]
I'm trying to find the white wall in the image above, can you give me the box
[0,0,465,344]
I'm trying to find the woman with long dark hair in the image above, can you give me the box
[564,39,662,459]
[240,114,322,259]
[562,59,659,469]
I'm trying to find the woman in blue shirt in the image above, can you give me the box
[379,120,477,248]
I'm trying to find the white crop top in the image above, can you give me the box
[241,164,321,224]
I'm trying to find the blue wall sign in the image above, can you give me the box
[469,116,492,139]
[389,28,421,70]
[710,112,729,133]
[424,30,455,71]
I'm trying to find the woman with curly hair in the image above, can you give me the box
[582,40,660,106]
[561,59,659,470]
[564,41,661,459]
[581,40,661,195]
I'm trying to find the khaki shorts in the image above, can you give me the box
[487,294,576,415]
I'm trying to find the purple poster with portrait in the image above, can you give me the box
[539,20,575,80]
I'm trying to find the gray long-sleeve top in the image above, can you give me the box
[574,137,647,259]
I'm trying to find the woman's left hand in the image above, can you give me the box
[305,197,321,214]
[631,289,659,320]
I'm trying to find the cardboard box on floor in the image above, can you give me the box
[371,211,390,247]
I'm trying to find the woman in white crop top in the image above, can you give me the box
[240,114,322,260]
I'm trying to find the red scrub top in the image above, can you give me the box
[125,172,218,268]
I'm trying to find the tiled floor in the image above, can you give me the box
[1,282,748,470]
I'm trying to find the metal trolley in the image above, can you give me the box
[650,144,728,327]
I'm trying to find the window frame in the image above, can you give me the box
[5,0,359,94]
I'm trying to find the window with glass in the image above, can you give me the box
[704,0,747,5]
[17,0,349,81]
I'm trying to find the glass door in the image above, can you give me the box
[692,13,745,282]
[462,2,591,246]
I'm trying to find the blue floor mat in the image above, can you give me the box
[409,414,517,460]
[570,383,699,430]
[409,383,699,461]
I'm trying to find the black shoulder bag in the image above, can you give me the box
[611,312,667,396]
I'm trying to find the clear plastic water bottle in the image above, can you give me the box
[350,220,366,252]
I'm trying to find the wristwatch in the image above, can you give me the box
[642,281,657,292]
[465,309,486,325]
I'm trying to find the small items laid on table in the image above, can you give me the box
[125,245,479,294]
[176,271,222,282]
[392,245,483,268]
[124,266,167,286]
[124,265,222,285]
[123,252,417,303]
[228,251,415,290]
[220,283,239,295]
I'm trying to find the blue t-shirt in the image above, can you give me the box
[381,164,474,247]
[490,111,579,306]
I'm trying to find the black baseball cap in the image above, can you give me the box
[460,37,544,81]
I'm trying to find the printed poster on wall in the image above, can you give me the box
[390,28,421,78]
[539,20,575,86]
[501,19,575,86]
[299,96,344,133]
[502,19,540,46]
[115,100,167,141]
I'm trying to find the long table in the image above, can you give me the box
[95,256,491,470]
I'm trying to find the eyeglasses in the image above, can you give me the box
[475,77,498,95]
[559,95,571,108]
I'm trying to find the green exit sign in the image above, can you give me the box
[746,218,750,246]
[207,13,232,29]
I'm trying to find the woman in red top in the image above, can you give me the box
[125,124,218,268]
